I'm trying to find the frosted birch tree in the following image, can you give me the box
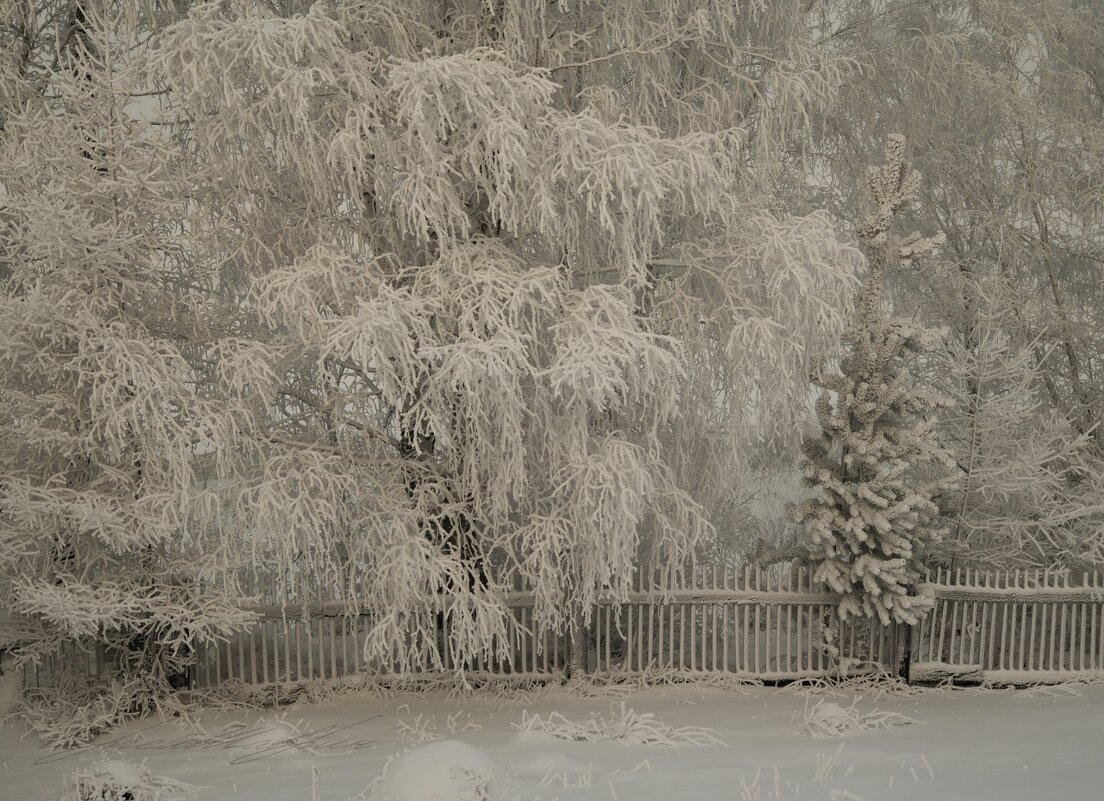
[792,136,960,628]
[139,0,862,671]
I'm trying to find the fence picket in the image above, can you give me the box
[777,566,786,672]
[636,568,645,672]
[936,572,949,663]
[999,572,1010,671]
[325,579,335,679]
[1049,598,1059,672]
[709,565,718,672]
[646,572,655,671]
[260,578,270,685]
[768,586,777,675]
[795,566,804,672]
[282,574,294,683]
[960,570,971,666]
[1025,593,1036,671]
[979,571,991,671]
[931,566,943,663]
[605,601,612,673]
[753,565,762,672]
[948,568,960,665]
[1098,594,1104,671]
[672,572,682,673]
[740,564,749,672]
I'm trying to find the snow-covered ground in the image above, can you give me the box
[3,679,1103,800]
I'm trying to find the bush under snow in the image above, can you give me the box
[363,740,501,801]
[57,759,196,801]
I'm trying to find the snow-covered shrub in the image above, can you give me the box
[16,674,197,751]
[396,713,442,745]
[792,667,929,700]
[57,760,196,801]
[513,702,725,746]
[798,697,919,738]
[1013,676,1104,697]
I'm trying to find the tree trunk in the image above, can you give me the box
[566,610,589,681]
[897,622,912,682]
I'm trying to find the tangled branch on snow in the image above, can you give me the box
[513,702,726,746]
[798,697,920,738]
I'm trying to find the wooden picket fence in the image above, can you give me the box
[190,570,569,688]
[19,564,1104,690]
[911,566,1104,683]
[188,562,897,689]
[589,562,900,679]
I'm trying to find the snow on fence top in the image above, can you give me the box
[919,566,1104,603]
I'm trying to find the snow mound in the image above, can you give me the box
[57,758,197,801]
[365,740,500,801]
[506,749,590,783]
[799,698,919,738]
[505,729,563,747]
[513,702,726,746]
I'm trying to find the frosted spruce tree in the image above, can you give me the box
[791,136,960,629]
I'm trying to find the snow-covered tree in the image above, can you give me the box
[2,0,867,741]
[791,135,959,627]
[0,2,253,745]
[807,0,1104,568]
[118,0,865,677]
[933,282,1104,571]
